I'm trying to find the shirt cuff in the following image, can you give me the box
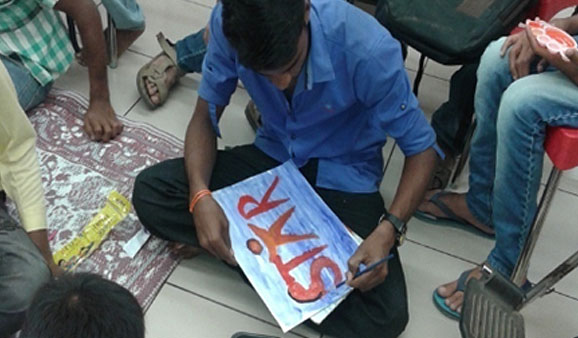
[208,103,222,138]
[19,206,47,233]
[433,143,445,160]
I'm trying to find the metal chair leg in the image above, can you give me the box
[510,168,562,286]
[451,118,476,184]
[413,54,427,97]
[107,14,118,69]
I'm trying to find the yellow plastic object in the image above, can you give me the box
[52,191,131,271]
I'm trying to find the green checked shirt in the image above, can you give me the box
[0,0,74,86]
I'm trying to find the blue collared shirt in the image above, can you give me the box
[199,0,440,193]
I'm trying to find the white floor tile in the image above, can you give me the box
[54,51,147,117]
[125,80,255,146]
[399,242,474,338]
[168,255,321,338]
[125,84,195,141]
[405,70,449,117]
[130,0,212,58]
[405,47,460,82]
[181,0,215,10]
[145,283,319,338]
[522,292,578,338]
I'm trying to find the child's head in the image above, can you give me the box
[20,273,144,338]
[221,0,310,90]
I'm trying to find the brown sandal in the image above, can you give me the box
[136,33,184,109]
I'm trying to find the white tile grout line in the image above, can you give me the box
[165,282,311,338]
[180,0,213,10]
[123,98,142,117]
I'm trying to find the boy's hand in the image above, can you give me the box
[346,221,395,292]
[501,31,536,80]
[84,100,124,142]
[525,25,578,86]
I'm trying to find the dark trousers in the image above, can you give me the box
[133,145,409,338]
[430,63,478,158]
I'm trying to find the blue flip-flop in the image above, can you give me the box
[433,269,472,320]
[433,269,534,320]
[415,191,494,238]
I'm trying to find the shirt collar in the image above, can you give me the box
[304,5,335,90]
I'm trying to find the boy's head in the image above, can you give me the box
[20,273,144,338]
[221,0,310,90]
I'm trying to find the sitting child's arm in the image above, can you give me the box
[54,0,124,142]
[551,14,578,35]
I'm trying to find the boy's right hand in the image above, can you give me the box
[193,196,237,266]
[500,31,536,80]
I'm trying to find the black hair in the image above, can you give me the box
[221,0,306,71]
[20,273,144,338]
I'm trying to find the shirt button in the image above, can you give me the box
[401,104,406,110]
[290,134,296,140]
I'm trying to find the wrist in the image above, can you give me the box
[89,84,111,104]
[375,221,396,247]
[550,18,571,32]
[189,189,212,214]
[378,212,407,246]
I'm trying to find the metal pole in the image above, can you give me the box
[521,249,578,308]
[107,14,118,69]
[511,168,562,286]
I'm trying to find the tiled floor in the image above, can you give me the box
[54,0,578,337]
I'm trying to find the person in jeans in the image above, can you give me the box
[0,63,59,338]
[0,0,143,142]
[417,14,578,319]
[133,0,440,337]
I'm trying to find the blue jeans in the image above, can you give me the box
[175,28,207,73]
[102,0,146,31]
[467,37,578,277]
[1,56,52,111]
[0,208,50,338]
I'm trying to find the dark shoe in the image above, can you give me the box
[429,154,455,190]
[244,100,262,132]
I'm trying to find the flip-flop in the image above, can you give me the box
[433,268,472,320]
[136,32,185,109]
[244,100,262,132]
[429,163,452,190]
[414,191,494,238]
[433,269,534,320]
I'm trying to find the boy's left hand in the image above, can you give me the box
[525,25,578,86]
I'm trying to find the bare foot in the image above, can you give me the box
[437,267,483,314]
[418,190,495,235]
[169,243,204,259]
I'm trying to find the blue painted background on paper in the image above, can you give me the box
[212,161,359,332]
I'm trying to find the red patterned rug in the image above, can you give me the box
[7,89,183,311]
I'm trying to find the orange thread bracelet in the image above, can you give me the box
[189,189,212,214]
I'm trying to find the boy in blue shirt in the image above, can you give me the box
[133,1,439,336]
